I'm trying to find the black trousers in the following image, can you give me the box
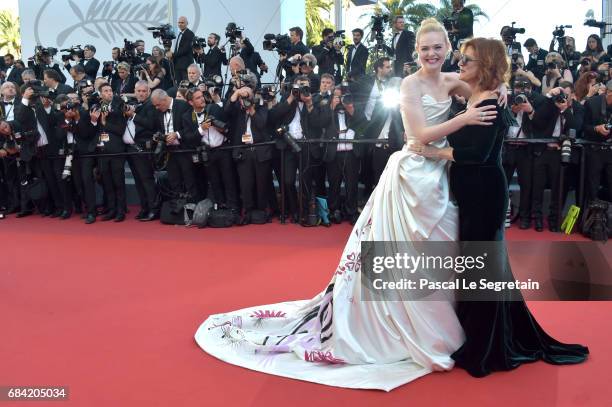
[98,155,126,215]
[326,150,359,217]
[585,146,612,202]
[205,148,239,209]
[35,147,63,213]
[502,144,533,220]
[532,148,561,221]
[372,144,395,186]
[236,148,272,211]
[72,156,97,215]
[283,149,324,217]
[126,146,158,212]
[2,157,20,211]
[52,154,74,212]
[166,149,198,201]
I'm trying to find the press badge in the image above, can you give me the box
[100,132,110,143]
[537,60,543,65]
[242,133,253,144]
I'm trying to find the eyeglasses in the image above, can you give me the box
[459,54,479,65]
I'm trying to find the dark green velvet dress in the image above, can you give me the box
[447,99,589,377]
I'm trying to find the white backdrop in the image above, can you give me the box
[18,0,306,84]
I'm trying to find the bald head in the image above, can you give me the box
[178,16,188,31]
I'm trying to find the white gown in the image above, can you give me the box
[194,95,465,391]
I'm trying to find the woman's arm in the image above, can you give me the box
[447,72,472,99]
[400,76,497,145]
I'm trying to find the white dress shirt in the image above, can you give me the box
[288,102,304,139]
[196,110,225,148]
[336,112,355,152]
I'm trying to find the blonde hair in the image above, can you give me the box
[416,18,450,47]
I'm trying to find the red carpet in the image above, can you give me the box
[0,214,609,407]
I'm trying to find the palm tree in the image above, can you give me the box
[306,0,335,48]
[434,0,488,23]
[0,10,21,57]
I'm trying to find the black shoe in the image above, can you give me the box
[16,210,33,218]
[50,209,63,218]
[113,213,126,222]
[102,211,116,221]
[135,209,148,220]
[290,213,300,224]
[331,210,342,224]
[519,218,531,230]
[74,206,83,214]
[80,213,87,219]
[59,210,72,220]
[139,211,158,222]
[6,207,18,214]
[85,213,96,224]
[240,211,251,226]
[42,209,53,217]
[535,218,544,232]
[548,219,559,232]
[349,213,359,225]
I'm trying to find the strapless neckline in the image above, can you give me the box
[421,94,452,104]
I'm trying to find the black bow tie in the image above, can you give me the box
[196,111,205,117]
[3,101,13,105]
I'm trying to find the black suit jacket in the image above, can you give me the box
[132,100,157,146]
[153,98,193,147]
[95,97,127,153]
[317,105,365,162]
[532,98,584,139]
[346,43,369,78]
[13,103,39,162]
[225,102,273,162]
[80,58,100,80]
[203,46,227,77]
[0,98,21,120]
[5,65,24,86]
[391,30,416,76]
[270,97,322,159]
[52,83,74,96]
[173,29,195,70]
[181,103,227,149]
[583,94,612,143]
[74,108,99,154]
[111,75,136,95]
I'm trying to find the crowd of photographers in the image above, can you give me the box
[0,3,611,231]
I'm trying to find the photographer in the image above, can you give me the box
[269,74,319,223]
[139,56,166,91]
[16,82,61,217]
[90,83,128,222]
[111,62,136,97]
[225,80,273,224]
[64,45,99,80]
[311,28,344,79]
[101,47,121,80]
[121,80,159,221]
[2,53,24,86]
[167,64,204,98]
[202,33,228,77]
[239,37,268,87]
[447,0,474,49]
[169,16,195,83]
[43,68,73,95]
[574,71,602,104]
[541,52,573,95]
[28,47,66,84]
[150,46,173,90]
[151,88,198,200]
[390,15,416,77]
[0,120,23,214]
[1,81,19,121]
[582,34,607,64]
[500,25,523,58]
[561,37,582,78]
[346,29,369,79]
[50,94,81,219]
[318,86,363,224]
[511,54,541,89]
[298,53,320,93]
[524,38,548,82]
[582,79,612,203]
[280,27,309,78]
[134,40,151,65]
[532,82,584,232]
[504,77,546,229]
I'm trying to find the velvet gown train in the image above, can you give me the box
[194,95,465,391]
[447,99,589,377]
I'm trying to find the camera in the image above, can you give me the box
[88,92,101,110]
[290,84,311,98]
[502,22,525,42]
[559,129,576,164]
[148,24,176,48]
[262,33,291,54]
[29,46,58,65]
[546,62,559,70]
[443,16,458,31]
[193,36,207,50]
[75,79,94,96]
[133,63,147,74]
[260,85,277,102]
[204,74,223,93]
[552,93,567,104]
[60,45,84,62]
[120,95,139,113]
[512,93,529,105]
[225,22,244,43]
[604,116,612,131]
[552,25,572,38]
[371,13,389,34]
[152,131,166,155]
[276,125,301,153]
